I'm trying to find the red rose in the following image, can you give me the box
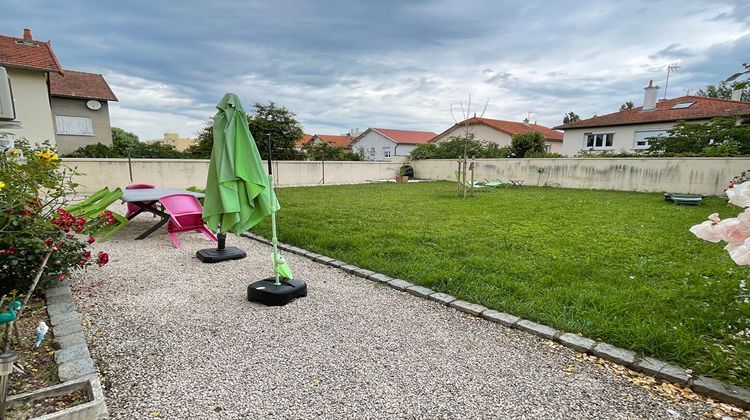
[87,237,95,244]
[97,251,109,267]
[45,238,54,246]
[58,274,65,281]
[22,209,33,216]
[0,249,17,255]
[84,250,91,260]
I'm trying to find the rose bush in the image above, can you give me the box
[0,139,109,295]
[691,180,750,266]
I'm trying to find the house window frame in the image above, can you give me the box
[583,132,615,150]
[55,115,94,136]
[382,147,391,158]
[632,129,669,150]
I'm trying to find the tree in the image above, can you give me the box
[247,102,304,161]
[409,136,511,160]
[648,116,750,156]
[619,101,635,111]
[303,142,361,161]
[510,131,547,158]
[184,123,214,159]
[696,81,750,102]
[65,127,183,158]
[563,111,580,124]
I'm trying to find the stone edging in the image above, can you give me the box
[241,232,750,410]
[45,283,109,418]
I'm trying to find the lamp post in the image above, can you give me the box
[0,351,17,418]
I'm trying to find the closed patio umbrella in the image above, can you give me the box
[197,93,305,305]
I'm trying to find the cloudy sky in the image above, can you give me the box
[3,0,749,140]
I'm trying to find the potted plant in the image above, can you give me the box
[396,165,410,183]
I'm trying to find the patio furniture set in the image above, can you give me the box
[456,173,525,191]
[68,183,216,247]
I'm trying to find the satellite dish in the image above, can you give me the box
[86,100,102,111]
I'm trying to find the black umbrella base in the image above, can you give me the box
[247,277,307,306]
[196,246,247,263]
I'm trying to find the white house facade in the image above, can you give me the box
[350,128,436,161]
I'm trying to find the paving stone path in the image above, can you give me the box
[72,216,718,419]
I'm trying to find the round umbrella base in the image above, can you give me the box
[196,246,247,263]
[247,277,307,306]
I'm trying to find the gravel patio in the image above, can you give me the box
[71,211,722,419]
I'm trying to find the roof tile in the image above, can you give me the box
[373,128,437,144]
[49,70,117,101]
[0,33,62,74]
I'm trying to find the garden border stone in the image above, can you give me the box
[45,284,109,418]
[241,233,750,410]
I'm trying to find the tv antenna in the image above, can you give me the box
[664,62,681,99]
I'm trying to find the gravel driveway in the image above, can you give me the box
[72,214,717,419]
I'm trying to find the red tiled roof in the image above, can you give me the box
[296,134,313,147]
[554,96,750,130]
[373,128,437,144]
[49,70,118,101]
[0,32,62,74]
[432,117,562,142]
[315,134,352,148]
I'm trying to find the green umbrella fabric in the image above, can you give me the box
[202,93,279,235]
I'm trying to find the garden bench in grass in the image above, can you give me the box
[664,193,703,206]
[66,187,129,240]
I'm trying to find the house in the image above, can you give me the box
[307,134,353,149]
[146,132,197,152]
[555,81,750,156]
[431,117,564,154]
[0,28,118,153]
[295,134,313,151]
[0,29,62,145]
[49,70,118,154]
[350,128,437,161]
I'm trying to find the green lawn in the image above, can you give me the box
[252,182,750,387]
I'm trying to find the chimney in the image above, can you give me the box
[642,80,660,111]
[23,28,32,42]
[731,88,743,102]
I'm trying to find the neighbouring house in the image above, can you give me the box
[295,134,313,151]
[49,70,118,154]
[0,28,118,153]
[0,29,62,146]
[307,134,353,149]
[555,81,750,156]
[350,128,437,161]
[146,132,197,152]
[431,117,564,154]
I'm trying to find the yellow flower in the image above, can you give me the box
[9,149,19,157]
[0,181,5,190]
[35,150,58,162]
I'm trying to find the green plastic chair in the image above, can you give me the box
[65,188,110,215]
[67,188,128,241]
[483,179,504,188]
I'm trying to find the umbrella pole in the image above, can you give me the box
[267,134,281,286]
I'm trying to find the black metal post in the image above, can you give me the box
[266,133,273,176]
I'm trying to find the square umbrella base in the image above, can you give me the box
[196,246,247,263]
[247,277,307,306]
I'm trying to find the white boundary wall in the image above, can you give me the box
[412,158,750,196]
[62,159,405,192]
[62,157,750,196]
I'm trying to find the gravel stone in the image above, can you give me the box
[45,286,72,298]
[428,292,457,305]
[448,300,487,316]
[70,211,720,418]
[516,320,558,340]
[657,363,691,385]
[58,358,95,382]
[54,343,91,364]
[53,320,83,338]
[481,310,520,327]
[386,278,413,291]
[49,311,82,327]
[692,376,750,409]
[53,332,86,349]
[557,333,596,353]
[405,285,434,298]
[367,273,392,283]
[634,357,668,377]
[592,343,637,367]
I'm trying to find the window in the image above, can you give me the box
[368,147,376,159]
[633,129,668,149]
[584,133,614,149]
[382,147,391,158]
[671,101,695,110]
[544,144,551,153]
[55,116,93,136]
